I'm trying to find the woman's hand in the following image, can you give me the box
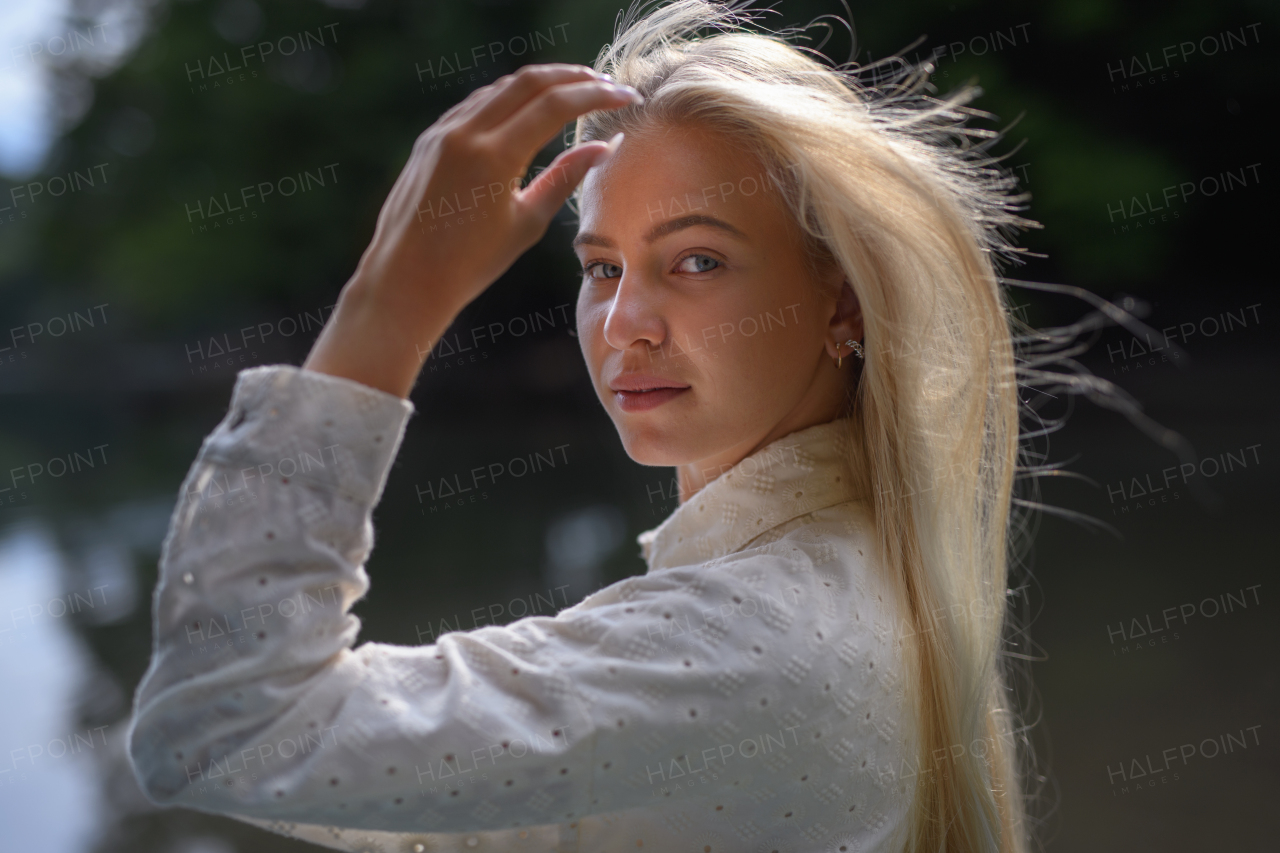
[304,63,641,398]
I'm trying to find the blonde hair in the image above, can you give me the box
[571,2,1040,851]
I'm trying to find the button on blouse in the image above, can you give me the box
[128,364,917,852]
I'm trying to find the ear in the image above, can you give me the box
[823,279,864,361]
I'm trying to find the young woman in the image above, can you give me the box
[129,2,1037,851]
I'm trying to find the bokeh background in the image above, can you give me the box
[0,0,1274,851]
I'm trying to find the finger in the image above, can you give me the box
[462,63,608,131]
[516,134,622,226]
[494,80,641,174]
[438,73,523,130]
[427,66,579,137]
[437,82,502,126]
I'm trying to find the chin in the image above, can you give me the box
[613,421,696,468]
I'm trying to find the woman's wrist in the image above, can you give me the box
[302,272,463,400]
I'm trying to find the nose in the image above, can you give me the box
[601,268,667,354]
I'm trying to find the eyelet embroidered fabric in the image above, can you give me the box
[128,364,917,853]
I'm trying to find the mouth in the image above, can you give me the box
[608,375,691,413]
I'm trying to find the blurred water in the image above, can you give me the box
[0,522,102,853]
[543,504,627,601]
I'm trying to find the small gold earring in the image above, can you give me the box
[835,342,843,369]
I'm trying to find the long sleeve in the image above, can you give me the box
[128,364,914,851]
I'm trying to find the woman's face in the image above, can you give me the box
[574,124,862,494]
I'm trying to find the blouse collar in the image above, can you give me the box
[638,418,861,572]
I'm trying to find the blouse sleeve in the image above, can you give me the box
[128,364,899,840]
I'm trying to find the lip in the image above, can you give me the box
[608,373,689,392]
[608,373,691,413]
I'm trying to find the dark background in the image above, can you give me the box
[0,1,1274,851]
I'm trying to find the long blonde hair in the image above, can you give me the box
[571,2,1039,850]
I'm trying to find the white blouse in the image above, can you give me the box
[128,364,917,853]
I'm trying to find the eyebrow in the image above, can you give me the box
[571,213,749,250]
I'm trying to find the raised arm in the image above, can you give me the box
[128,63,654,835]
[301,63,638,398]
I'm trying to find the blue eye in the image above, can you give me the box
[583,262,622,280]
[676,254,721,274]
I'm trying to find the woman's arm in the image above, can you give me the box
[128,63,656,826]
[302,63,638,398]
[126,360,892,840]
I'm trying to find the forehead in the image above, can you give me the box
[576,124,774,232]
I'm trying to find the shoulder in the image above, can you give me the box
[560,500,900,668]
[738,500,893,619]
[576,499,888,617]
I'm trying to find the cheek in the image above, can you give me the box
[716,317,814,395]
[750,325,801,369]
[719,303,804,358]
[575,299,606,372]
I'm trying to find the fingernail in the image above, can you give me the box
[611,83,644,103]
[589,132,625,171]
